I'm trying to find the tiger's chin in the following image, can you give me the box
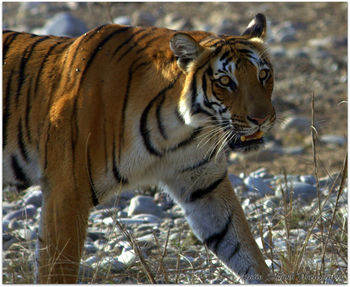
[228,137,264,153]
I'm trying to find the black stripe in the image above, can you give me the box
[204,216,231,253]
[3,30,15,34]
[190,75,198,112]
[32,41,66,99]
[118,59,149,161]
[190,58,212,113]
[244,266,251,276]
[71,98,79,165]
[167,127,201,152]
[118,61,134,161]
[79,26,131,86]
[207,66,213,76]
[116,29,155,62]
[189,171,227,202]
[228,242,240,259]
[174,106,185,124]
[112,137,128,184]
[25,77,33,143]
[156,95,167,140]
[112,28,143,58]
[15,36,50,107]
[191,103,215,118]
[61,30,97,93]
[237,48,253,55]
[11,155,30,187]
[140,73,181,157]
[87,147,99,206]
[3,69,14,148]
[44,121,51,170]
[180,152,214,173]
[220,50,230,61]
[222,56,233,72]
[212,45,223,57]
[17,120,29,162]
[3,32,20,61]
[202,73,207,100]
[131,35,163,60]
[103,116,108,174]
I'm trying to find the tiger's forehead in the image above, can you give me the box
[209,41,272,71]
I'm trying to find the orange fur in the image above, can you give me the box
[3,14,275,283]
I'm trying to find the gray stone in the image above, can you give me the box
[113,16,131,25]
[163,13,192,30]
[276,181,317,202]
[308,37,333,48]
[249,168,270,178]
[87,231,105,241]
[270,46,287,58]
[215,19,240,35]
[3,201,17,215]
[3,205,37,221]
[128,195,165,218]
[8,219,23,230]
[97,257,126,272]
[300,175,316,185]
[131,214,162,224]
[117,250,136,266]
[244,176,274,195]
[273,21,297,43]
[287,47,310,58]
[320,135,346,146]
[132,11,156,27]
[84,255,99,265]
[229,173,244,187]
[84,242,97,254]
[22,186,42,207]
[3,220,10,233]
[42,12,88,37]
[18,229,37,241]
[3,237,19,251]
[280,146,305,155]
[281,116,312,133]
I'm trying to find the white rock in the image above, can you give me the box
[244,176,274,195]
[117,250,136,266]
[42,12,88,37]
[128,195,165,218]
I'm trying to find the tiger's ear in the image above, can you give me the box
[170,33,203,72]
[242,13,267,41]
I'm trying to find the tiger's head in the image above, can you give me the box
[171,14,275,152]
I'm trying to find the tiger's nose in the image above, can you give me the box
[247,115,269,125]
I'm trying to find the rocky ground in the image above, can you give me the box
[2,2,348,284]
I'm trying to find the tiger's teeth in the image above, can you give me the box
[240,131,264,142]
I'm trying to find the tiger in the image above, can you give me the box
[3,13,276,283]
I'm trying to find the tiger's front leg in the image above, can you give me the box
[165,170,272,283]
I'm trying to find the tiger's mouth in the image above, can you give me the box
[228,130,264,152]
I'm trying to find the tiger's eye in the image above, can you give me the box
[259,69,269,80]
[219,76,231,86]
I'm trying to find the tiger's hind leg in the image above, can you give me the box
[35,178,92,283]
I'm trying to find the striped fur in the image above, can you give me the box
[3,13,275,283]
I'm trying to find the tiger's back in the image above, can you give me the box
[3,15,276,284]
[3,25,213,191]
